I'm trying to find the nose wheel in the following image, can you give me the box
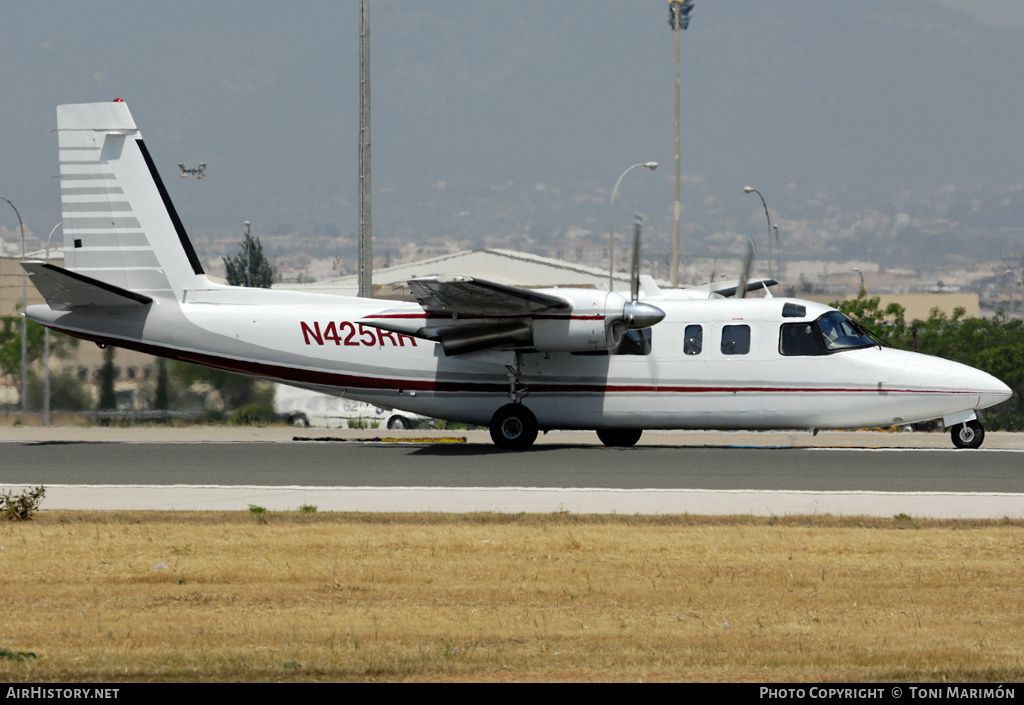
[951,420,985,449]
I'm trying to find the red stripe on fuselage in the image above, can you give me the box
[47,325,988,398]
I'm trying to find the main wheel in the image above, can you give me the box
[951,420,985,449]
[489,404,539,450]
[596,429,643,448]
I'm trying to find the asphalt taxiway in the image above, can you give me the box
[1,427,1021,518]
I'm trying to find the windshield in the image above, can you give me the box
[816,312,877,352]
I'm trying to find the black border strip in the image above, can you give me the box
[36,262,154,305]
[136,139,205,275]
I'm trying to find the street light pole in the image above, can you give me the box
[1,196,27,415]
[178,162,206,243]
[668,1,695,288]
[743,187,773,279]
[609,162,657,291]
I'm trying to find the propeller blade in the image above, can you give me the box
[605,214,665,348]
[631,215,643,303]
[737,237,756,299]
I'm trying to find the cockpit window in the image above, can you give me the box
[815,312,877,352]
[779,322,823,356]
[780,312,877,356]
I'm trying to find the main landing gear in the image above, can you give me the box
[950,420,985,449]
[489,352,539,450]
[597,429,643,448]
[489,404,538,450]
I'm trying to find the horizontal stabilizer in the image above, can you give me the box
[21,261,153,310]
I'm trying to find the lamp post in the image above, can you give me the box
[42,222,62,426]
[743,187,773,279]
[178,162,206,243]
[1,195,27,415]
[609,162,658,290]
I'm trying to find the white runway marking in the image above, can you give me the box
[38,485,1024,519]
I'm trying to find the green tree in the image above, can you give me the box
[0,313,79,406]
[97,346,117,411]
[153,358,170,411]
[171,361,273,412]
[223,223,274,288]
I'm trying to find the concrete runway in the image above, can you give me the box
[2,427,1022,518]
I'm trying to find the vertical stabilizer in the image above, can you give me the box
[56,101,205,298]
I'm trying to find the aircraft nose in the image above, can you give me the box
[966,365,1012,408]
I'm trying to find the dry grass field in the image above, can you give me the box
[1,511,1022,682]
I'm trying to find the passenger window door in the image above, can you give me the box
[684,324,703,355]
[720,324,751,356]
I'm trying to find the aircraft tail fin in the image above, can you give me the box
[55,101,206,299]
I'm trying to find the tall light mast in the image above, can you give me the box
[668,1,694,288]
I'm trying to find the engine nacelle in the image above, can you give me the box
[531,291,634,353]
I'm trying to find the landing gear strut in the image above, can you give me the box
[951,420,985,449]
[489,352,539,450]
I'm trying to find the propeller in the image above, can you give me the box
[611,216,666,341]
[736,237,756,299]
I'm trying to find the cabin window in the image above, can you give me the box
[684,324,703,355]
[779,322,825,356]
[721,325,750,355]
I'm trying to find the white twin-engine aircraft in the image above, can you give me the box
[22,101,1012,449]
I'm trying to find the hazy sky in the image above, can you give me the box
[1,1,1022,269]
[933,0,1024,28]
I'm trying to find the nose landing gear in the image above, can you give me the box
[951,420,985,449]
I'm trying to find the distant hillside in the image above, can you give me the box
[1,1,1022,272]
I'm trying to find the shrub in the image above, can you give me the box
[1,486,45,521]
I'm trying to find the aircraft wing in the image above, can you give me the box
[362,276,664,356]
[407,276,571,317]
[712,277,778,298]
[21,261,153,310]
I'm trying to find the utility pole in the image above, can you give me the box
[178,162,206,243]
[668,1,694,288]
[358,0,373,298]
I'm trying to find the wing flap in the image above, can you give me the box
[361,277,573,355]
[408,276,570,316]
[21,261,153,310]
